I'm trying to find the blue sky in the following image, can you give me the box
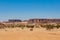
[0,0,60,21]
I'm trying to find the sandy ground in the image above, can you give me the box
[0,28,60,40]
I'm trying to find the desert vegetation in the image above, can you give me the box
[0,23,60,31]
[41,24,60,30]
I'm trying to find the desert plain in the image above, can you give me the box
[0,28,60,40]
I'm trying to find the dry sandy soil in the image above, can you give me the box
[0,28,60,40]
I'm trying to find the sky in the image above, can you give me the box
[0,0,60,21]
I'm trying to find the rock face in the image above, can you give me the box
[28,19,60,24]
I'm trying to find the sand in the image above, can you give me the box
[0,28,60,40]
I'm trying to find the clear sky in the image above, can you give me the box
[0,0,60,21]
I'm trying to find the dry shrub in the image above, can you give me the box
[26,24,34,28]
[30,28,33,31]
[41,24,60,30]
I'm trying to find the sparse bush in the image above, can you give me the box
[6,24,14,28]
[0,24,6,29]
[0,25,5,29]
[40,24,46,28]
[56,24,60,29]
[35,25,40,28]
[16,25,21,27]
[30,28,33,31]
[20,25,25,29]
[26,24,34,28]
[41,24,55,30]
[46,25,54,30]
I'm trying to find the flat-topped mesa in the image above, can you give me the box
[1,18,60,26]
[8,19,22,22]
[2,19,22,25]
[3,19,28,26]
[28,18,60,24]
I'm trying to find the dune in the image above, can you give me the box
[0,28,60,40]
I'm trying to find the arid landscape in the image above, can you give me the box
[0,0,60,40]
[0,18,60,40]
